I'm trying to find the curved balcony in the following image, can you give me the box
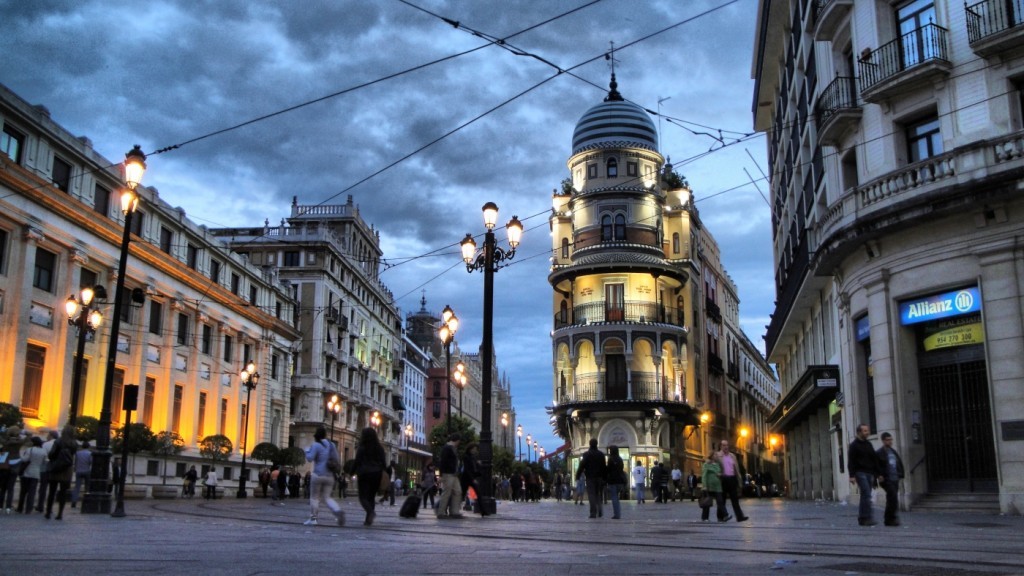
[553,300,685,330]
[816,76,861,145]
[813,0,853,41]
[555,372,676,403]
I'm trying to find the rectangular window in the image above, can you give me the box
[605,283,625,321]
[172,385,183,434]
[239,403,247,451]
[283,251,300,266]
[249,285,258,305]
[220,398,228,436]
[587,164,597,178]
[906,115,942,163]
[146,460,159,476]
[271,354,280,379]
[130,210,144,237]
[94,184,111,216]
[143,377,155,427]
[159,227,173,254]
[223,334,233,363]
[149,301,163,335]
[0,228,7,274]
[112,368,125,425]
[275,301,282,319]
[52,156,72,192]
[198,391,207,438]
[33,247,56,292]
[176,313,189,346]
[210,259,221,284]
[201,324,212,354]
[79,268,98,292]
[1,125,24,163]
[243,344,252,365]
[21,344,46,417]
[627,161,638,176]
[186,243,198,269]
[230,273,240,295]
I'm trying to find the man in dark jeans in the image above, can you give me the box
[848,423,881,526]
[717,440,748,522]
[876,432,905,527]
[576,438,607,519]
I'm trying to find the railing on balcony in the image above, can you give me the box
[553,300,685,329]
[967,0,1024,43]
[859,23,949,91]
[708,353,724,375]
[631,373,659,401]
[705,297,722,322]
[816,76,859,127]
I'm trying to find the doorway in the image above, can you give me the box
[606,354,627,400]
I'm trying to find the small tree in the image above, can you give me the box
[112,423,155,483]
[152,431,185,484]
[199,434,234,466]
[251,442,280,465]
[0,402,24,431]
[492,445,515,478]
[73,416,99,443]
[275,446,305,468]
[427,415,478,460]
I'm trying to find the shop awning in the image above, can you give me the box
[767,365,839,434]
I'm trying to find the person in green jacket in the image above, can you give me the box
[700,453,730,522]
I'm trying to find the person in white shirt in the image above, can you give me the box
[670,465,683,501]
[204,467,218,500]
[631,461,647,504]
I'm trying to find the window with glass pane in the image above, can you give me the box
[112,368,125,425]
[52,156,72,192]
[201,324,212,354]
[614,214,626,240]
[224,334,233,363]
[149,301,163,335]
[186,243,198,269]
[143,377,155,427]
[198,391,207,437]
[906,116,942,163]
[172,385,183,434]
[231,273,240,295]
[130,211,144,237]
[177,313,189,345]
[210,259,221,283]
[220,399,228,436]
[159,227,173,254]
[1,125,24,163]
[21,344,46,417]
[898,0,937,68]
[33,247,56,292]
[93,184,110,216]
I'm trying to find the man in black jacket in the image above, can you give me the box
[848,423,880,526]
[576,438,607,519]
[436,433,462,519]
[877,432,905,527]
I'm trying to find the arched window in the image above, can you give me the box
[672,232,680,254]
[561,237,570,258]
[601,215,613,241]
[614,214,626,240]
[606,158,618,178]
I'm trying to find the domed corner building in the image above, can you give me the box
[548,74,704,487]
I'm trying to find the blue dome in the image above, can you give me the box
[572,77,658,154]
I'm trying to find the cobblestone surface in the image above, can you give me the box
[2,495,1022,575]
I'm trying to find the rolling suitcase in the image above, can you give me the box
[399,491,421,518]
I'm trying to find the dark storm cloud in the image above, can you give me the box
[1,0,770,451]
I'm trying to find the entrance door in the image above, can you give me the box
[918,345,997,492]
[606,354,627,400]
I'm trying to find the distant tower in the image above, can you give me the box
[406,291,440,356]
[549,73,699,473]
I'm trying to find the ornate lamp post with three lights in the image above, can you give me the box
[437,305,459,435]
[237,361,259,498]
[460,202,522,516]
[65,285,106,425]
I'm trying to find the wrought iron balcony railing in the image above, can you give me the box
[967,0,1024,43]
[859,23,949,91]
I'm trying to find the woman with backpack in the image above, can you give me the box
[303,426,343,526]
[44,424,76,520]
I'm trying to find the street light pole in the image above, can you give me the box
[438,305,458,436]
[526,434,532,463]
[454,362,466,421]
[237,361,259,499]
[517,425,522,461]
[83,145,145,515]
[327,394,341,443]
[501,413,508,451]
[461,202,522,517]
[66,286,105,425]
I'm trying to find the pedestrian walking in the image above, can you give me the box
[686,469,699,501]
[573,471,585,506]
[71,441,92,508]
[44,424,76,520]
[876,431,905,527]
[183,465,198,498]
[716,440,748,522]
[303,426,344,526]
[577,438,607,519]
[848,423,880,527]
[421,461,437,509]
[35,430,58,512]
[16,436,46,514]
[203,466,218,500]
[353,426,388,526]
[631,460,647,504]
[700,452,728,522]
[605,445,625,519]
[435,433,463,519]
[671,464,683,501]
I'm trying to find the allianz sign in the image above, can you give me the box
[899,287,981,326]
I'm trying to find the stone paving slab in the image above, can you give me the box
[1,496,1021,575]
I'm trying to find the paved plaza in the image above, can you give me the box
[1,494,1022,575]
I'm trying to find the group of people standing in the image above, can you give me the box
[0,423,94,520]
[698,440,749,523]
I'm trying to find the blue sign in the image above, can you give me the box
[855,316,870,341]
[900,287,981,326]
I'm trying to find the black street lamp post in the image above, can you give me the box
[517,425,523,461]
[500,413,508,451]
[237,361,259,499]
[438,305,458,435]
[526,433,532,462]
[65,286,105,425]
[82,145,146,515]
[454,361,466,420]
[460,202,522,516]
[327,394,341,443]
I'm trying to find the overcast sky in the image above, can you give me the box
[2,0,770,455]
